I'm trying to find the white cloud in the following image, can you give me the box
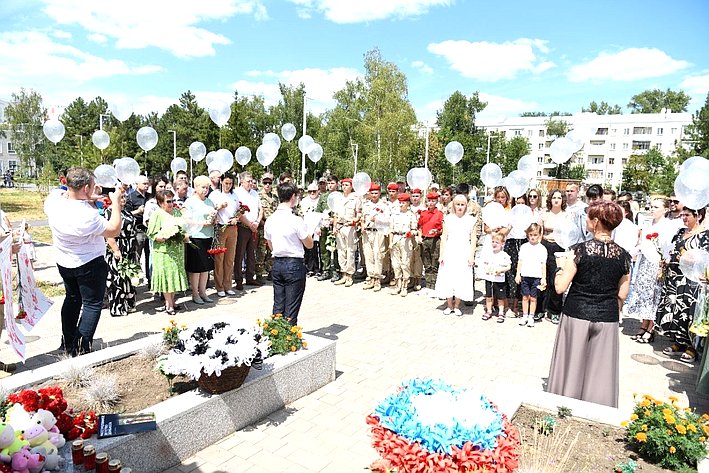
[427,38,556,82]
[411,60,433,75]
[41,0,268,58]
[87,33,108,45]
[0,30,162,99]
[476,92,540,120]
[415,99,444,124]
[230,67,362,113]
[680,73,709,96]
[51,29,71,39]
[567,48,690,82]
[286,0,451,23]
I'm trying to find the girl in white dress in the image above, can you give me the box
[436,194,478,316]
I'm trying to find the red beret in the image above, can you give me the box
[341,178,352,184]
[411,188,422,195]
[426,192,440,200]
[397,193,411,202]
[387,183,398,191]
[369,183,381,191]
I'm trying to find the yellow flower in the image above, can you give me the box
[669,395,679,402]
[676,424,687,435]
[669,446,676,454]
[641,424,648,431]
[644,409,652,417]
[663,408,673,416]
[621,421,629,427]
[297,332,303,339]
[654,399,664,406]
[286,335,292,341]
[630,414,639,421]
[703,425,709,436]
[256,319,261,325]
[665,415,676,425]
[275,313,283,318]
[271,329,278,336]
[702,414,709,422]
[701,436,706,442]
[302,341,308,348]
[181,324,187,329]
[263,323,269,330]
[170,319,176,325]
[290,346,296,352]
[688,424,698,433]
[640,399,651,408]
[635,432,647,442]
[290,326,298,333]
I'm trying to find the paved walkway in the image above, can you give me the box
[2,246,708,473]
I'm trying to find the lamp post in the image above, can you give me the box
[99,114,111,131]
[351,142,359,174]
[75,134,83,166]
[301,93,309,188]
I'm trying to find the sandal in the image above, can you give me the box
[166,307,176,316]
[662,343,685,356]
[631,329,647,341]
[680,349,697,363]
[482,312,492,321]
[496,315,505,323]
[636,331,655,344]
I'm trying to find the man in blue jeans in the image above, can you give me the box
[45,168,123,356]
[264,182,313,326]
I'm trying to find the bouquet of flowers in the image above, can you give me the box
[257,314,307,355]
[117,259,142,280]
[158,321,269,380]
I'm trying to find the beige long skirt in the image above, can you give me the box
[547,314,619,408]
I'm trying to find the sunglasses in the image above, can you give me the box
[529,195,538,198]
[670,199,679,204]
[262,181,272,184]
[165,200,174,204]
[308,190,317,193]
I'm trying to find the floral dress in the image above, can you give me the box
[656,228,709,347]
[147,209,189,293]
[105,208,138,316]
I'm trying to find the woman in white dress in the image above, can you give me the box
[435,194,478,316]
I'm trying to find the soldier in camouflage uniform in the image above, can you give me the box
[256,172,278,281]
[333,178,360,287]
[316,176,340,281]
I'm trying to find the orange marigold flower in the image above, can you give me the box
[630,414,639,421]
[669,395,679,402]
[676,425,687,435]
[641,424,648,431]
[669,446,676,454]
[270,329,278,336]
[644,409,652,417]
[665,415,676,425]
[290,346,296,352]
[297,332,303,339]
[703,425,709,436]
[640,400,651,408]
[701,436,706,442]
[635,432,647,442]
[663,408,673,416]
[688,424,698,433]
[290,326,298,333]
[274,313,283,318]
[654,399,664,406]
[286,335,292,341]
[302,341,308,348]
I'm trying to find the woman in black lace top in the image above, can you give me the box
[547,201,632,408]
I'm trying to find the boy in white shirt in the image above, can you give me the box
[515,223,548,327]
[476,232,511,322]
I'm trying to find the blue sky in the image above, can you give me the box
[1,0,708,123]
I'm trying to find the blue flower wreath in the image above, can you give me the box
[374,378,504,454]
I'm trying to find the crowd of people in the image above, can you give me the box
[42,166,708,409]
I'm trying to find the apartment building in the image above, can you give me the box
[477,111,693,190]
[0,99,20,175]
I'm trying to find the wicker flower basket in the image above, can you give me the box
[197,364,251,394]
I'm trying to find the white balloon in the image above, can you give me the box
[406,167,432,190]
[506,170,529,198]
[678,156,709,191]
[281,123,297,142]
[189,141,207,162]
[679,249,709,283]
[235,146,252,166]
[263,132,281,150]
[43,119,65,144]
[444,141,464,165]
[298,135,315,154]
[209,104,231,127]
[94,164,118,188]
[214,149,233,173]
[136,126,158,152]
[553,217,582,250]
[517,154,537,179]
[170,157,188,175]
[114,157,141,185]
[481,202,508,229]
[109,103,133,122]
[564,130,585,152]
[327,191,344,213]
[308,143,323,163]
[256,144,276,167]
[205,151,216,167]
[674,175,709,210]
[549,138,574,164]
[510,204,534,234]
[480,163,502,188]
[352,172,372,197]
[91,130,110,150]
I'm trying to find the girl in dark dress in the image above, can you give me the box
[105,194,138,316]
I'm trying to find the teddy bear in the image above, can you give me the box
[18,426,56,457]
[10,446,44,473]
[4,405,31,434]
[28,445,61,472]
[27,412,64,449]
[0,422,28,464]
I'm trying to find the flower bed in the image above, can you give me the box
[367,378,520,472]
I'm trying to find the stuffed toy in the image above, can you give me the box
[4,406,31,433]
[0,423,28,464]
[28,446,61,472]
[10,446,44,473]
[18,426,55,457]
[27,412,63,449]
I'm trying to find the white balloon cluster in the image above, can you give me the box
[92,130,110,150]
[674,156,709,210]
[136,127,158,152]
[297,134,324,163]
[112,157,141,185]
[170,157,187,175]
[189,142,206,162]
[209,149,234,174]
[209,104,231,128]
[352,172,372,197]
[406,168,432,190]
[43,119,65,144]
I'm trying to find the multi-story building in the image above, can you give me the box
[0,99,20,175]
[477,111,693,190]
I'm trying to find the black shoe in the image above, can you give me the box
[266,272,272,281]
[317,272,330,281]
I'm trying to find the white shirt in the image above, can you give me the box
[235,186,260,224]
[46,195,109,268]
[209,190,240,225]
[613,218,640,256]
[477,248,511,283]
[264,206,309,258]
[518,242,548,278]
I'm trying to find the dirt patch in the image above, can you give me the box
[513,405,673,472]
[37,354,197,414]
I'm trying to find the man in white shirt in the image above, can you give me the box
[45,167,123,356]
[265,182,314,326]
[235,171,261,290]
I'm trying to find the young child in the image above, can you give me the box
[515,223,547,327]
[476,232,511,322]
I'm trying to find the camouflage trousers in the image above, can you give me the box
[255,224,272,277]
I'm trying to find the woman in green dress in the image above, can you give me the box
[147,190,188,315]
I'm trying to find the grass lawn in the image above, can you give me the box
[0,189,47,222]
[29,226,52,245]
[37,279,65,298]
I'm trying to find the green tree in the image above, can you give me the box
[544,118,570,138]
[622,148,677,194]
[520,111,547,117]
[3,88,46,176]
[499,136,530,175]
[683,92,709,158]
[581,100,623,114]
[628,88,690,114]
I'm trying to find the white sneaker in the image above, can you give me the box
[443,308,452,315]
[453,308,462,317]
[217,291,226,297]
[527,315,535,327]
[226,290,237,296]
[519,316,528,326]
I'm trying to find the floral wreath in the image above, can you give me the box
[367,378,519,472]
